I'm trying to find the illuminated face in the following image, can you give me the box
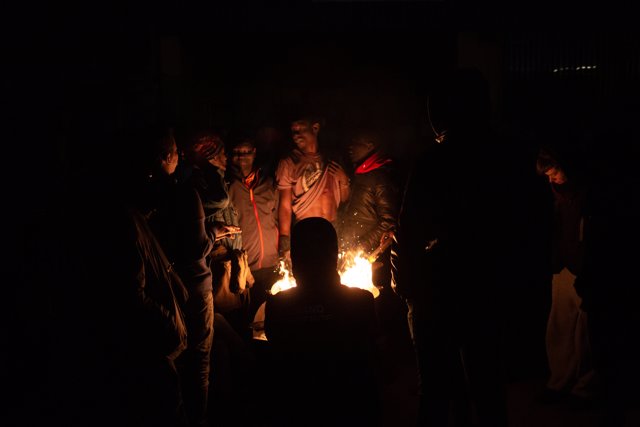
[291,120,319,153]
[545,166,567,185]
[162,141,179,175]
[209,149,227,171]
[231,142,256,170]
[348,137,375,164]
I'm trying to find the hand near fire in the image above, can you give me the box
[210,222,242,242]
[278,234,292,272]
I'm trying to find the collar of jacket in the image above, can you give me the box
[355,151,392,175]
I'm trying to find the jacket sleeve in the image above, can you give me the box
[176,186,215,263]
[361,172,399,253]
[390,162,443,299]
[124,211,187,358]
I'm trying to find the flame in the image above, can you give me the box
[339,251,380,298]
[269,251,380,298]
[270,260,297,295]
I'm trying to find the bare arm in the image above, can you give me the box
[328,160,350,203]
[278,187,293,238]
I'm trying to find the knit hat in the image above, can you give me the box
[192,133,224,160]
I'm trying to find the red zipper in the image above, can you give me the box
[250,188,264,269]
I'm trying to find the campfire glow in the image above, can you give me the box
[270,251,380,298]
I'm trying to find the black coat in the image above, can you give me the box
[339,160,399,254]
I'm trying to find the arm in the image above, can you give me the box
[278,187,293,257]
[128,234,186,358]
[362,176,398,253]
[328,160,350,203]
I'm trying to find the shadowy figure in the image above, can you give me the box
[52,126,191,427]
[265,217,381,426]
[391,69,508,427]
[339,125,399,292]
[572,111,640,426]
[141,128,217,427]
[535,145,597,409]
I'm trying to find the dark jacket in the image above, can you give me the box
[391,130,507,305]
[123,208,188,361]
[181,162,242,251]
[550,182,587,276]
[145,175,215,294]
[340,153,399,254]
[264,276,380,426]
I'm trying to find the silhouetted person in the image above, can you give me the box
[535,145,597,409]
[572,113,640,426]
[391,69,508,427]
[56,126,191,427]
[265,217,381,426]
[141,128,217,427]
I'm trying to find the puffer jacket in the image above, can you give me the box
[339,158,399,254]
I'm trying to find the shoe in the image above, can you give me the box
[535,388,566,405]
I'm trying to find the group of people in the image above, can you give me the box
[52,108,402,427]
[49,69,638,427]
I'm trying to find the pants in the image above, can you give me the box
[406,296,507,427]
[179,290,214,427]
[546,267,595,398]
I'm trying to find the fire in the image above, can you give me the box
[269,251,380,298]
[339,251,380,298]
[269,260,297,295]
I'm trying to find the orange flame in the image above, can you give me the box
[269,251,380,298]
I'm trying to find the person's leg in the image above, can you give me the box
[546,268,582,394]
[407,298,452,426]
[180,291,214,427]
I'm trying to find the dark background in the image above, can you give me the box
[5,1,640,424]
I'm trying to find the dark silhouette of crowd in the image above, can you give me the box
[11,63,640,427]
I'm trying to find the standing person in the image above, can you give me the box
[275,112,350,267]
[93,127,191,427]
[339,126,399,291]
[180,130,247,319]
[228,137,280,319]
[535,146,597,408]
[264,217,381,427]
[391,69,508,427]
[575,114,640,426]
[141,128,220,427]
[180,129,256,425]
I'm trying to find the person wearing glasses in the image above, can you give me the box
[228,136,280,321]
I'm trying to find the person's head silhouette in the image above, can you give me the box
[291,217,339,288]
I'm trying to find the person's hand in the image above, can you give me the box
[379,231,395,247]
[213,224,241,241]
[328,161,349,187]
[278,235,292,272]
[279,251,292,273]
